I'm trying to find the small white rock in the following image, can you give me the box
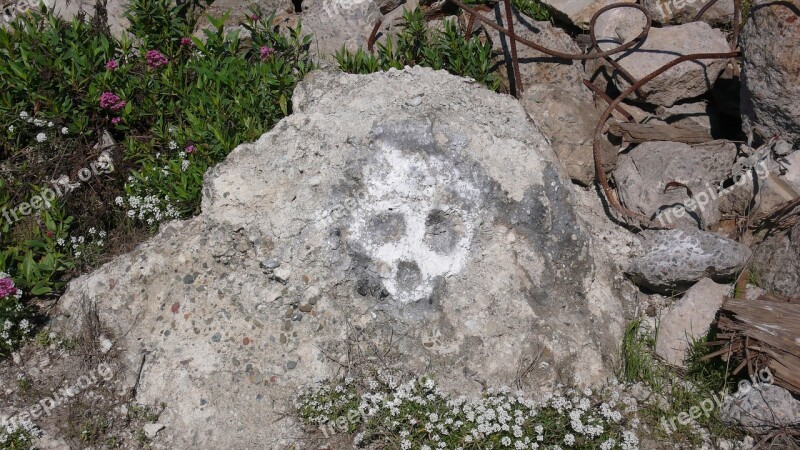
[143,423,165,439]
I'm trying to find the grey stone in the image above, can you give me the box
[642,0,734,25]
[286,360,297,370]
[655,278,730,367]
[261,259,281,270]
[272,266,292,282]
[615,140,737,229]
[740,0,800,148]
[285,0,382,61]
[143,423,165,439]
[481,2,589,99]
[54,67,627,448]
[540,0,634,29]
[627,229,751,293]
[600,21,730,107]
[520,84,618,186]
[751,220,800,297]
[721,384,800,433]
[377,0,405,14]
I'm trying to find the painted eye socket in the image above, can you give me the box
[365,212,407,246]
[424,208,466,255]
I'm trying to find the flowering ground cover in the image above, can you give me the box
[0,0,312,356]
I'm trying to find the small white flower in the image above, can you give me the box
[7,125,15,133]
[33,118,46,127]
[56,238,65,246]
[168,141,178,150]
[47,121,54,127]
[36,133,47,143]
[61,127,69,135]
[19,111,28,119]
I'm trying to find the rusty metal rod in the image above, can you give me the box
[592,51,740,226]
[503,0,524,97]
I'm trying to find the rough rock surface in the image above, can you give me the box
[740,0,800,148]
[615,140,737,229]
[540,0,634,29]
[54,67,628,448]
[193,0,294,32]
[482,2,589,99]
[655,278,730,367]
[520,84,617,186]
[751,220,800,297]
[722,384,800,433]
[600,21,730,107]
[626,229,751,293]
[296,0,383,58]
[43,0,129,37]
[642,0,734,25]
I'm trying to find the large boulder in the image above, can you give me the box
[482,2,589,99]
[520,84,618,186]
[615,140,738,229]
[598,21,730,107]
[54,67,627,448]
[47,0,130,37]
[740,0,800,148]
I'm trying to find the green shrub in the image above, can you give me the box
[336,8,500,91]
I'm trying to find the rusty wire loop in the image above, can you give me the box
[591,50,739,226]
[364,0,745,227]
[441,0,742,228]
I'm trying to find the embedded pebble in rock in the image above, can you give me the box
[53,67,629,448]
[143,423,166,439]
[626,229,751,293]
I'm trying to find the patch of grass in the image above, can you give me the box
[620,320,747,446]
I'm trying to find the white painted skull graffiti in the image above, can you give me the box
[347,142,483,303]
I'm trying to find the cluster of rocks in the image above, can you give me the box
[7,0,796,445]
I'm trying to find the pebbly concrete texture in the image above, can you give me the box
[54,67,630,448]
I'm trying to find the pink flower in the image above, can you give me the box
[0,277,18,298]
[180,37,192,46]
[111,117,122,124]
[145,50,169,69]
[105,60,118,71]
[185,144,196,154]
[100,91,127,111]
[251,14,260,21]
[259,46,275,60]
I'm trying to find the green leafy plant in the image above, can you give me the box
[336,8,500,91]
[0,0,313,356]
